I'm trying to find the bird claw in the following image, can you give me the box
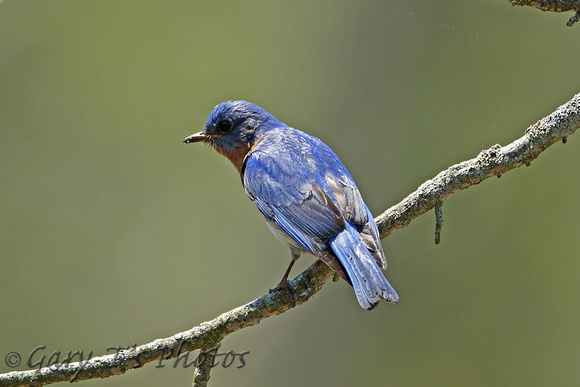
[269,278,290,293]
[269,279,296,300]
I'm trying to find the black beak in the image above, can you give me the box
[183,132,207,144]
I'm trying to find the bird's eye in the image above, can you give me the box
[216,119,234,134]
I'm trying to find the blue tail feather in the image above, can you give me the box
[330,224,399,310]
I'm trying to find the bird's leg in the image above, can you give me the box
[269,249,300,295]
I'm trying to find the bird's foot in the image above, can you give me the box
[269,278,296,300]
[269,278,290,293]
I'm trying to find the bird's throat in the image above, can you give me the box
[219,142,253,174]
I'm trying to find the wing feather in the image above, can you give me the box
[243,128,386,269]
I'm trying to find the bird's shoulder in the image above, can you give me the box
[243,126,368,226]
[243,125,386,268]
[246,126,340,178]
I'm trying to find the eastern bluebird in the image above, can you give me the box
[184,101,398,310]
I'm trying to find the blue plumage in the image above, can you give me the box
[184,101,398,309]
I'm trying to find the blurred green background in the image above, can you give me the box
[2,1,580,386]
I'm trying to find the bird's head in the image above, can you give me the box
[184,101,276,172]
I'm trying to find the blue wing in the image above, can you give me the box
[243,130,347,255]
[242,127,396,308]
[244,128,386,265]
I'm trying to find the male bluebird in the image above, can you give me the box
[184,101,398,310]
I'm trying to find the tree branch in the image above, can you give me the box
[0,261,334,386]
[506,0,580,25]
[1,92,579,386]
[375,91,580,238]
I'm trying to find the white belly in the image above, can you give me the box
[265,219,303,251]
